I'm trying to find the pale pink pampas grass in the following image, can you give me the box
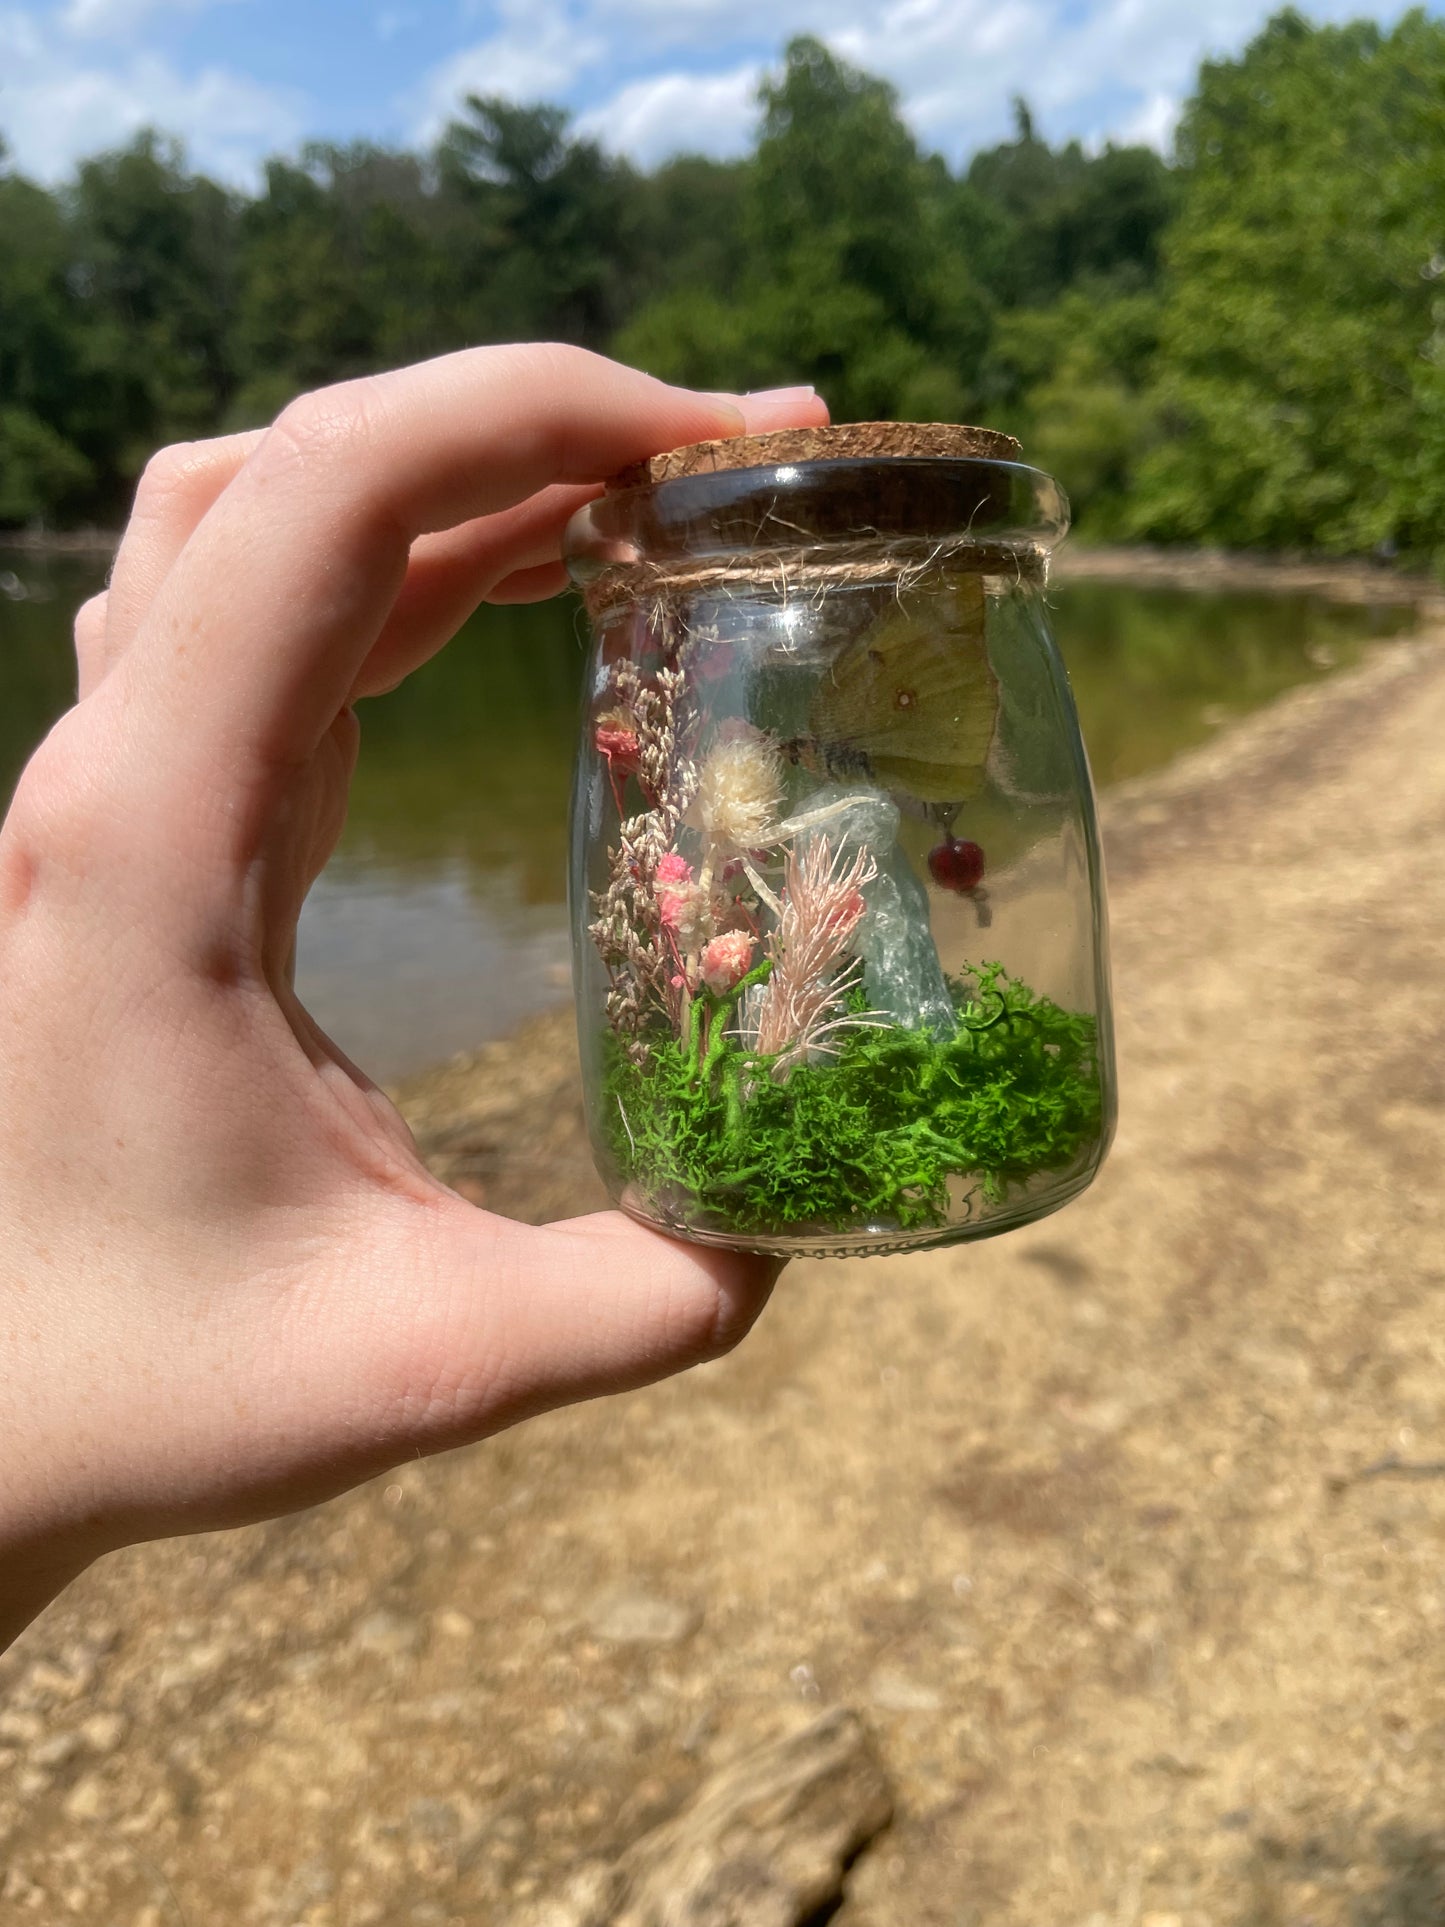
[749,835,880,1081]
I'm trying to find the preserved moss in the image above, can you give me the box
[602,964,1102,1239]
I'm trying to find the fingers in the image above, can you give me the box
[352,1202,781,1454]
[119,348,827,805]
[81,432,266,697]
[72,595,109,687]
[349,483,595,699]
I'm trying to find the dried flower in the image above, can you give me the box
[588,657,700,1040]
[655,852,693,886]
[699,929,755,994]
[594,707,642,773]
[690,725,784,859]
[657,878,708,949]
[746,835,881,1080]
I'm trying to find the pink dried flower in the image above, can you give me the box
[700,929,755,994]
[655,851,693,885]
[593,708,642,773]
[656,878,708,949]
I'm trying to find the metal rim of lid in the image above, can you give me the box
[609,422,1023,492]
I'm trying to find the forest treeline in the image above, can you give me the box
[2,9,1443,560]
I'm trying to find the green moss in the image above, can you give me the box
[601,964,1104,1238]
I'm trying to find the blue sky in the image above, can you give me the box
[0,0,1428,186]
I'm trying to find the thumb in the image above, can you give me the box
[344,1197,781,1458]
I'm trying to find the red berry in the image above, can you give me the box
[928,836,986,895]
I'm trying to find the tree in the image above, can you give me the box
[1131,8,1445,558]
[230,142,445,426]
[0,163,93,520]
[435,98,643,348]
[66,132,237,508]
[620,38,991,422]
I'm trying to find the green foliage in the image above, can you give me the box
[5,12,1444,561]
[68,133,238,490]
[1131,8,1445,559]
[435,97,644,348]
[0,408,92,522]
[620,38,993,423]
[965,102,1177,310]
[601,965,1103,1238]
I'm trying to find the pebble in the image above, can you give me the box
[584,1591,700,1646]
[25,1660,89,1702]
[31,1732,83,1772]
[868,1669,944,1714]
[353,1610,423,1658]
[79,1713,127,1755]
[63,1776,106,1822]
[434,1608,475,1640]
[0,1711,43,1748]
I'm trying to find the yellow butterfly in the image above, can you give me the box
[804,575,997,805]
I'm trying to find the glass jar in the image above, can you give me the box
[564,423,1115,1257]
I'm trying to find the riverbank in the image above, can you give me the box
[1054,540,1445,612]
[3,620,1444,1926]
[4,525,1442,612]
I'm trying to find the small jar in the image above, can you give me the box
[564,423,1115,1257]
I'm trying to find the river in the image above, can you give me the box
[0,553,1415,1079]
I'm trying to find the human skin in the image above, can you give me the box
[0,346,828,1650]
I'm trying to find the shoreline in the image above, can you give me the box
[4,526,1442,611]
[1053,540,1443,611]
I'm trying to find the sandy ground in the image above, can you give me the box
[3,616,1445,1926]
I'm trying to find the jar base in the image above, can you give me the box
[614,1156,1105,1262]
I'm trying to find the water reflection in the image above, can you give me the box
[0,550,1416,1078]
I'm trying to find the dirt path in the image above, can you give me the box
[3,626,1444,1926]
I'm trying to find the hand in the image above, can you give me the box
[0,346,827,1645]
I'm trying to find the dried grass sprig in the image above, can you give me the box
[589,651,699,1046]
[745,835,885,1081]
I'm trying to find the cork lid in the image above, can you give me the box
[610,421,1022,491]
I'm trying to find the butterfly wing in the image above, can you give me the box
[808,576,997,804]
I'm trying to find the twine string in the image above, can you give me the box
[581,536,1049,623]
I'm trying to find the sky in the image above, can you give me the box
[0,0,1428,188]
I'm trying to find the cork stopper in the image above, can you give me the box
[610,421,1022,491]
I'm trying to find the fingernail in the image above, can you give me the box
[743,385,816,403]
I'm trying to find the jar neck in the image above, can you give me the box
[565,455,1069,608]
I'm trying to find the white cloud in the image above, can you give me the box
[573,62,761,166]
[1118,88,1180,153]
[0,7,304,184]
[410,0,1417,176]
[409,0,607,143]
[61,0,237,40]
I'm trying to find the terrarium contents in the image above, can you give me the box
[566,423,1114,1256]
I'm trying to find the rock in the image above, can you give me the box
[31,1731,84,1771]
[153,1642,224,1695]
[520,1706,892,1927]
[353,1610,423,1659]
[24,1659,89,1702]
[63,1775,107,1822]
[79,1713,127,1755]
[585,1592,700,1647]
[867,1669,943,1714]
[0,1710,43,1747]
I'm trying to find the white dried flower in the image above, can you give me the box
[690,725,784,859]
